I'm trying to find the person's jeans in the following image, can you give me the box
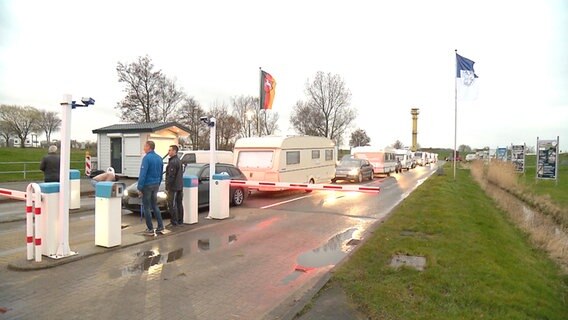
[167,190,184,224]
[142,184,163,230]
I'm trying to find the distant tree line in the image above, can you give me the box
[116,56,364,149]
[0,105,61,148]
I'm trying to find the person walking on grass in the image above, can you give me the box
[166,145,184,228]
[40,145,60,182]
[137,141,164,234]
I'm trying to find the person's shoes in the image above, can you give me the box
[143,228,155,235]
[156,227,164,234]
[165,223,177,229]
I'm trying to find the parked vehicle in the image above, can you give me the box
[351,146,397,176]
[332,157,374,183]
[163,150,233,168]
[465,154,478,161]
[233,135,336,191]
[122,163,248,215]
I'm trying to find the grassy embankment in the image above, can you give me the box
[0,147,91,182]
[333,161,568,319]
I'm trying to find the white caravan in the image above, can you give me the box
[395,149,413,170]
[351,146,397,176]
[233,135,336,190]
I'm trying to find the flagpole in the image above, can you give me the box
[258,67,262,137]
[453,49,458,180]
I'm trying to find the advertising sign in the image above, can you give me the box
[511,144,525,173]
[536,137,559,180]
[496,147,507,161]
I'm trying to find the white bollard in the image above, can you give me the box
[39,182,60,258]
[208,174,230,219]
[95,181,125,247]
[69,169,81,210]
[183,175,198,224]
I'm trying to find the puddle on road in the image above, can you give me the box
[119,248,185,276]
[281,228,359,285]
[197,234,238,251]
[114,234,239,277]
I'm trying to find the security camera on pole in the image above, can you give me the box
[55,95,94,259]
[200,116,217,218]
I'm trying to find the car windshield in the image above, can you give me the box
[340,159,360,167]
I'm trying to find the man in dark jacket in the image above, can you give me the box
[40,145,60,182]
[166,145,184,227]
[138,140,164,234]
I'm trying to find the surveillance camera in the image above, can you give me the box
[81,97,95,105]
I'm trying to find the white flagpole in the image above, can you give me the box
[454,49,458,180]
[258,67,262,137]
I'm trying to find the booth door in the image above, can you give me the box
[110,138,122,174]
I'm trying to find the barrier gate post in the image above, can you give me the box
[25,183,42,262]
[183,175,198,224]
[208,174,230,219]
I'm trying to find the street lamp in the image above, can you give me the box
[245,110,254,137]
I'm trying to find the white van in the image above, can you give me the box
[233,135,336,190]
[351,146,397,176]
[164,150,234,167]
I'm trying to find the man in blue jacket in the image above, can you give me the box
[138,140,164,234]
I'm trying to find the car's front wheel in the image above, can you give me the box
[231,188,245,206]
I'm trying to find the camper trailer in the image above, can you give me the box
[395,149,413,171]
[233,135,336,190]
[351,146,397,176]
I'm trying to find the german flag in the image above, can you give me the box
[260,71,276,110]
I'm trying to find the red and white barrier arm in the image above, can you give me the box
[0,188,27,201]
[229,180,380,193]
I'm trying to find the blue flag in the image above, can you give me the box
[456,53,479,100]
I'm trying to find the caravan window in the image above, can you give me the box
[181,153,196,164]
[286,151,300,165]
[312,150,320,159]
[325,149,333,161]
[237,151,273,168]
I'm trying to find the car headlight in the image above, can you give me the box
[157,191,167,200]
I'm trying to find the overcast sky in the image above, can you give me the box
[1,0,567,151]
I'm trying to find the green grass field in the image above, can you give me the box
[0,147,92,182]
[520,154,568,209]
[334,167,568,319]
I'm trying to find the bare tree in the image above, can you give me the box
[0,105,40,148]
[231,95,257,137]
[209,103,240,150]
[259,109,279,136]
[458,144,472,153]
[37,110,61,144]
[0,120,13,147]
[116,56,185,123]
[290,71,356,144]
[153,77,185,122]
[350,129,371,147]
[392,140,405,149]
[178,97,208,150]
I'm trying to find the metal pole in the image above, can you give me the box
[453,50,458,180]
[208,117,216,210]
[258,67,262,137]
[56,94,73,257]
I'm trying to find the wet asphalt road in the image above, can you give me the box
[0,164,437,319]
